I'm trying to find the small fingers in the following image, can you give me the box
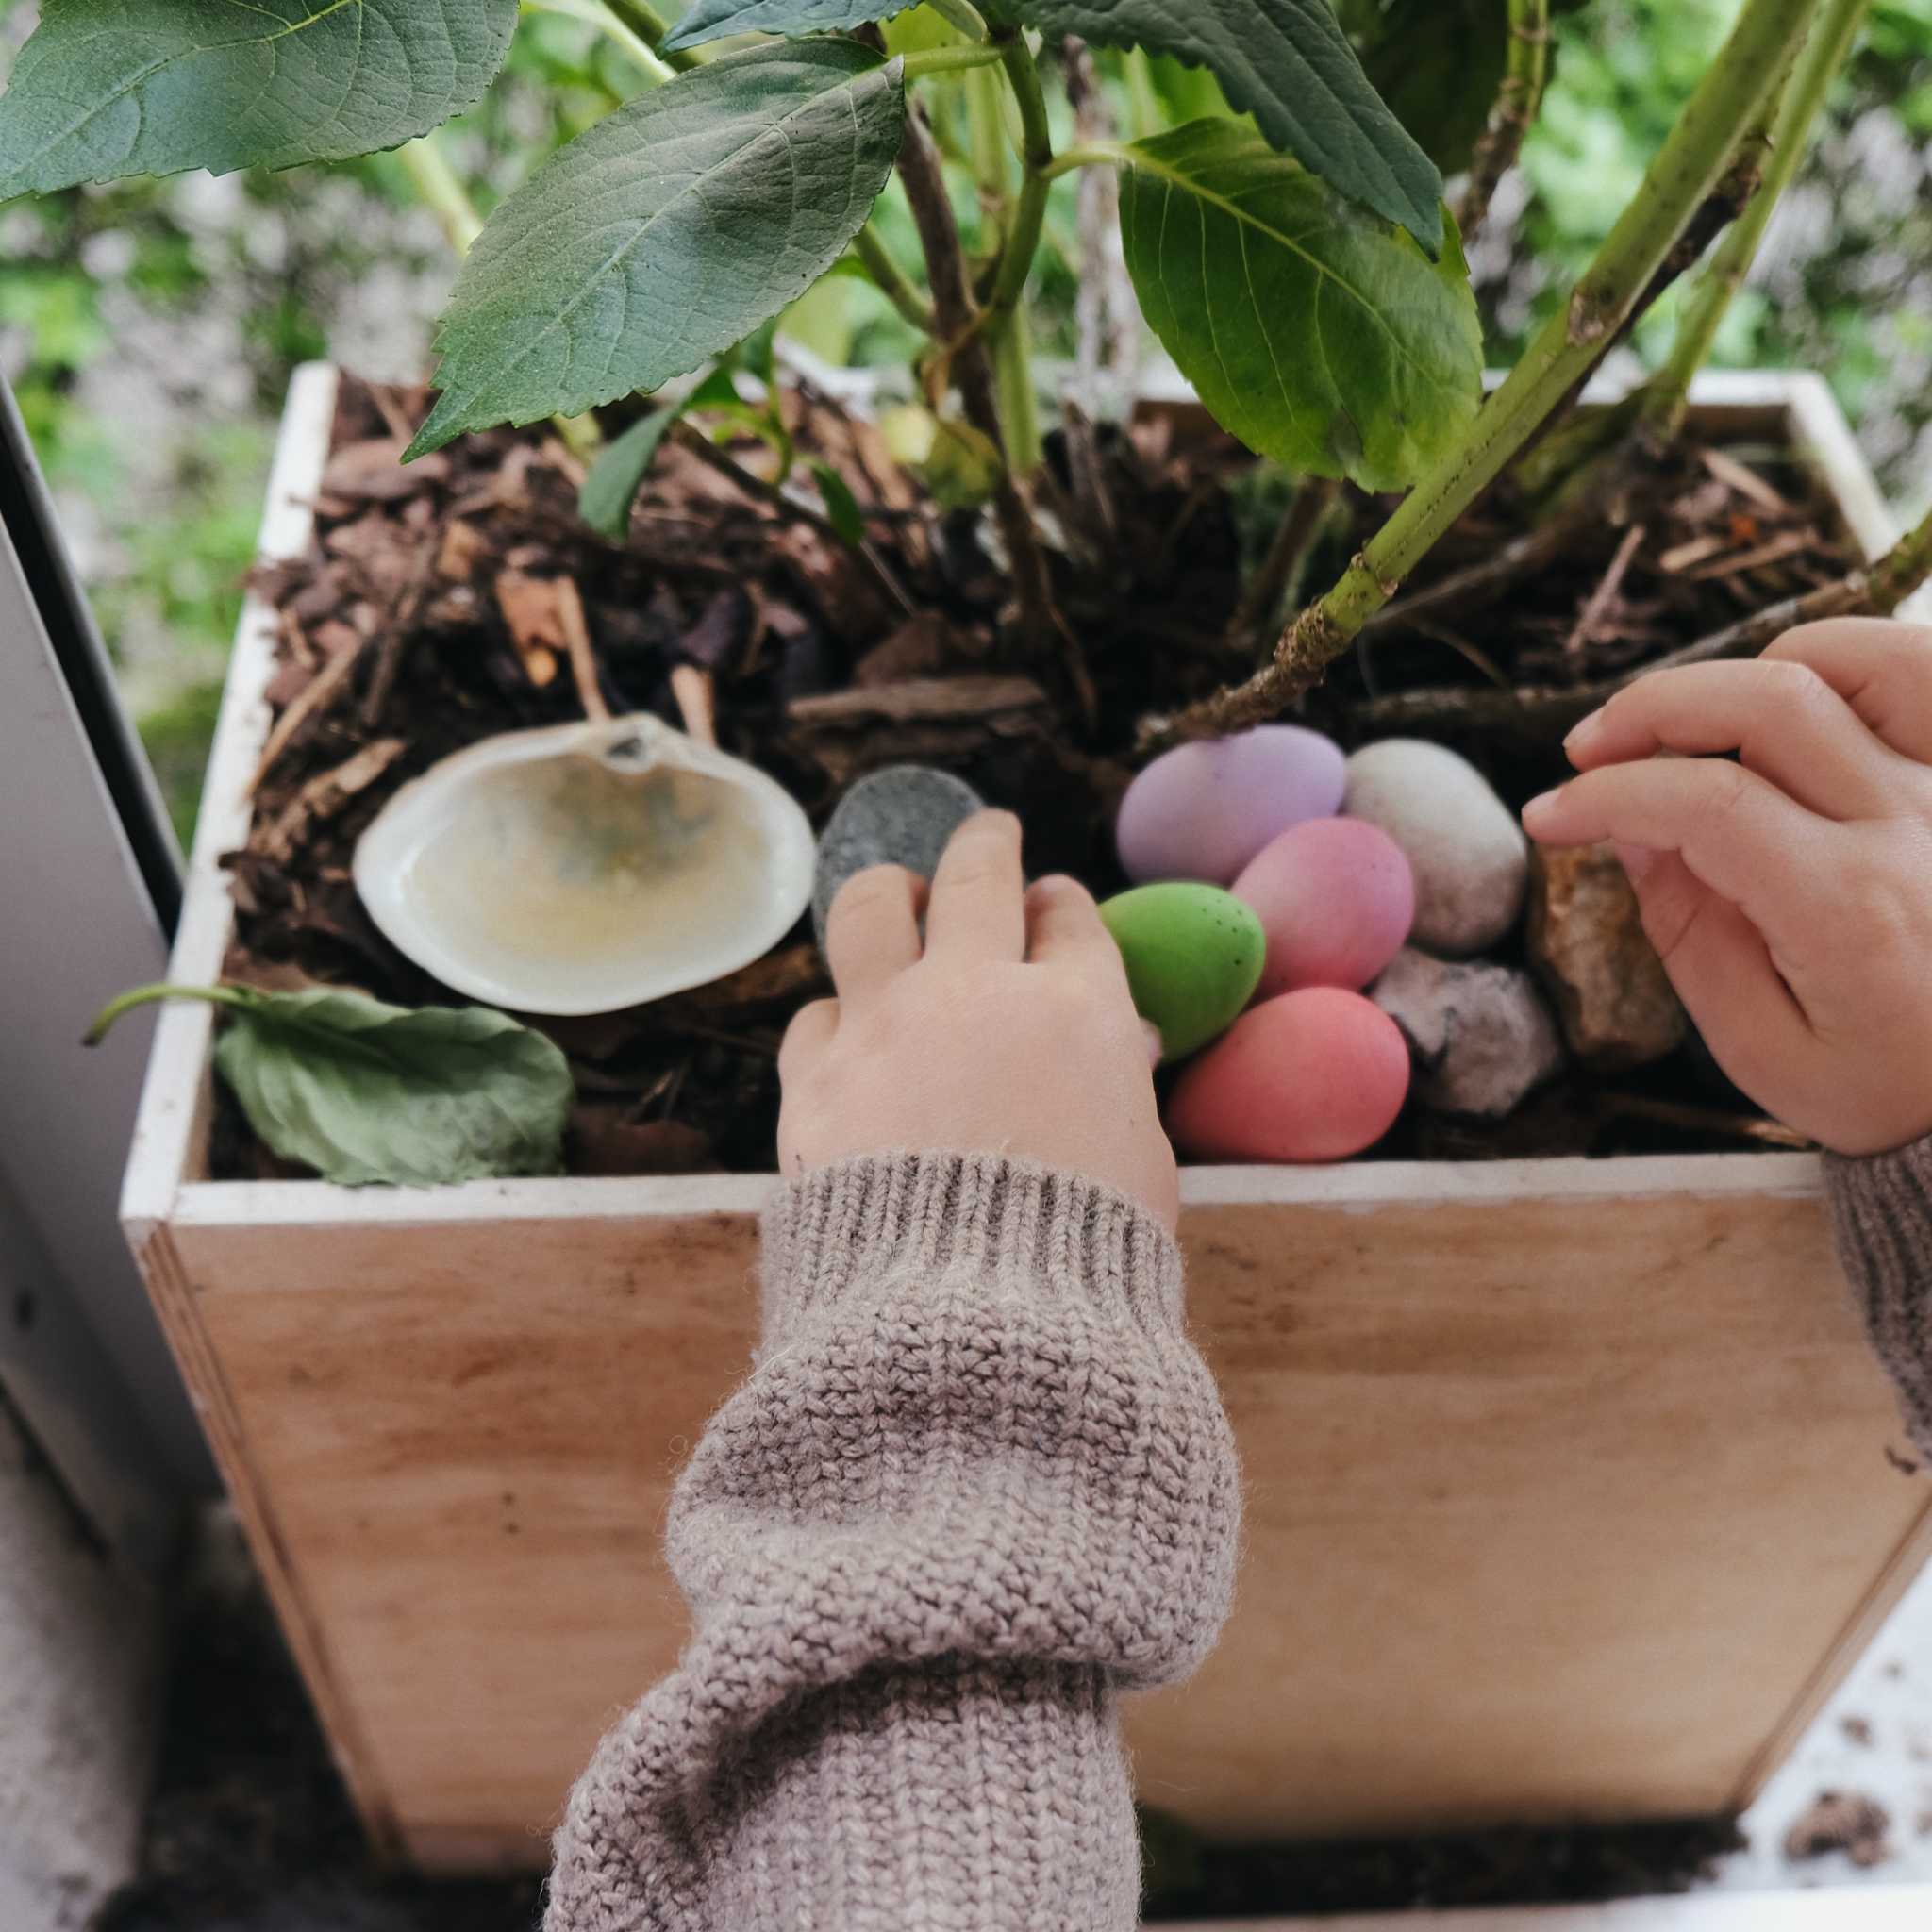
[1763,617,1932,765]
[924,811,1027,965]
[778,997,839,1081]
[1564,658,1902,819]
[824,866,925,1005]
[1024,874,1123,978]
[1523,757,1837,937]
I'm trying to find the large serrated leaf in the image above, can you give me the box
[407,40,906,458]
[1018,0,1443,253]
[1116,120,1480,491]
[0,0,519,199]
[664,0,919,50]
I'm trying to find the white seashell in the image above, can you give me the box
[353,716,815,1016]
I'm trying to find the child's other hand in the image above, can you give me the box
[1523,619,1932,1157]
[778,811,1180,1229]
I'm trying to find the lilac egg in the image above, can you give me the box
[1116,725,1346,886]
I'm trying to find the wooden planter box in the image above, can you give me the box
[124,363,1932,1873]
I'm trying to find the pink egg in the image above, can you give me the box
[1117,725,1345,886]
[1167,989,1410,1163]
[1234,817,1416,997]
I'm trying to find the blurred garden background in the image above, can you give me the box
[4,0,1930,849]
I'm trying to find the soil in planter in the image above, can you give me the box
[217,374,1858,1179]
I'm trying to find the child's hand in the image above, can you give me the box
[1523,619,1932,1158]
[779,811,1180,1228]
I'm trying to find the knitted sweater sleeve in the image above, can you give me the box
[544,1152,1241,1932]
[1826,1131,1932,1464]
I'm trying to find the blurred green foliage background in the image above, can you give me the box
[1,0,1928,844]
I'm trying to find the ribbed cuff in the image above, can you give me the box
[760,1152,1187,1344]
[1825,1132,1932,1463]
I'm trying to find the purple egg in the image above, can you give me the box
[1117,725,1346,886]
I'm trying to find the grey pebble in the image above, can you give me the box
[1372,946,1565,1119]
[812,766,987,945]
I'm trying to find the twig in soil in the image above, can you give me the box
[894,108,1093,720]
[362,530,444,725]
[247,632,367,796]
[256,740,407,866]
[1599,1093,1813,1149]
[554,576,611,725]
[670,422,915,617]
[670,665,718,748]
[1352,572,1877,744]
[1563,524,1647,660]
[1228,477,1342,659]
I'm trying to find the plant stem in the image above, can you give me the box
[850,224,936,333]
[924,0,990,38]
[1642,0,1871,440]
[1457,0,1551,242]
[1041,141,1130,180]
[961,53,1042,473]
[84,981,252,1046]
[1228,477,1342,658]
[396,133,483,253]
[1143,0,1818,745]
[980,31,1055,331]
[901,44,1007,81]
[606,0,697,69]
[521,0,674,82]
[992,299,1043,475]
[895,107,1074,686]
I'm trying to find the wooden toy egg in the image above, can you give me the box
[1167,988,1410,1162]
[1116,724,1345,885]
[1233,816,1415,997]
[1098,883,1265,1063]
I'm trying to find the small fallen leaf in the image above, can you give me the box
[86,983,574,1187]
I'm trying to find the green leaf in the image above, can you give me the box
[86,983,574,1186]
[1115,120,1481,491]
[579,404,683,539]
[1017,0,1443,253]
[0,0,520,199]
[406,40,905,458]
[664,0,923,50]
[810,460,866,546]
[1336,0,1509,176]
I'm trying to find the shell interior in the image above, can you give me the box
[353,717,816,1016]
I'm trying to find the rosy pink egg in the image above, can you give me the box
[1233,816,1415,997]
[1166,989,1410,1163]
[1116,724,1345,886]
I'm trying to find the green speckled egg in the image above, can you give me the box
[1098,884,1266,1063]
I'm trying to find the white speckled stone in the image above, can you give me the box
[1343,740,1528,955]
[1371,946,1564,1119]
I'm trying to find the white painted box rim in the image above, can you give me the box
[122,363,1915,1237]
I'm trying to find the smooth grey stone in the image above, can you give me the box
[1372,946,1565,1119]
[812,766,986,945]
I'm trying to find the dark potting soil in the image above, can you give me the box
[216,372,1859,1181]
[98,1511,1743,1928]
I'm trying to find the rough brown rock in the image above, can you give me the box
[1528,843,1688,1068]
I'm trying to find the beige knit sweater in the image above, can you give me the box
[546,1136,1932,1932]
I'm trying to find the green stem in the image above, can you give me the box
[1868,497,1932,613]
[924,0,990,37]
[84,982,253,1047]
[991,299,1043,475]
[520,0,673,81]
[901,44,1007,81]
[396,132,483,253]
[850,225,936,332]
[606,0,697,69]
[1041,141,1130,180]
[1643,0,1870,439]
[981,30,1055,329]
[1146,0,1818,744]
[1456,0,1551,241]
